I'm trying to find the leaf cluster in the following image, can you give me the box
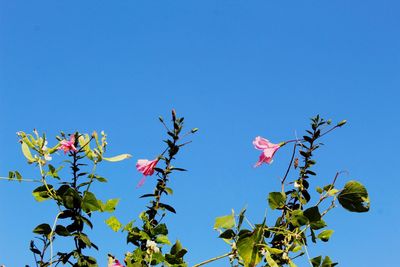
[17,130,130,267]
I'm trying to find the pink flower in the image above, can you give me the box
[110,260,124,267]
[58,135,77,154]
[136,158,159,187]
[253,136,282,167]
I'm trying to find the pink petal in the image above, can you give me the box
[253,136,275,150]
[136,175,147,188]
[253,144,280,167]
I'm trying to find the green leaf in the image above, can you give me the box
[237,207,246,229]
[219,229,236,239]
[264,246,283,255]
[103,153,132,162]
[151,252,165,265]
[264,249,279,267]
[310,220,327,230]
[316,187,323,194]
[21,142,35,163]
[290,210,309,227]
[338,180,370,212]
[92,175,108,183]
[82,192,101,212]
[165,187,174,195]
[105,216,122,232]
[303,206,321,222]
[8,171,15,180]
[102,198,120,212]
[327,189,339,196]
[171,240,183,255]
[237,225,264,267]
[139,230,150,240]
[321,256,338,267]
[47,164,62,179]
[55,225,70,236]
[318,230,334,242]
[77,232,92,247]
[81,216,93,229]
[292,245,302,253]
[311,256,322,267]
[311,228,317,243]
[15,171,23,182]
[159,203,176,213]
[62,188,81,209]
[151,224,167,237]
[78,134,94,160]
[32,185,53,202]
[268,192,286,210]
[33,223,52,236]
[165,243,187,266]
[214,212,235,229]
[156,234,171,245]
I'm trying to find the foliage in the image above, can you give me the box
[211,116,370,267]
[15,129,131,266]
[2,113,369,267]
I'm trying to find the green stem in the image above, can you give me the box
[281,143,297,193]
[302,243,314,267]
[316,172,341,206]
[0,176,40,183]
[192,252,233,267]
[84,163,98,193]
[49,212,63,267]
[38,162,56,198]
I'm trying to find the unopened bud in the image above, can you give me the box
[159,116,164,122]
[172,109,177,120]
[191,128,199,133]
[337,120,347,127]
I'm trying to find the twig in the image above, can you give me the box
[0,176,40,183]
[49,212,63,267]
[281,143,297,193]
[192,252,233,267]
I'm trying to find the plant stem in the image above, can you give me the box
[38,162,56,198]
[192,252,233,267]
[0,176,40,183]
[302,243,314,267]
[316,171,341,206]
[84,163,98,193]
[49,212,63,267]
[281,143,297,193]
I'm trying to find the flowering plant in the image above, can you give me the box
[2,112,369,267]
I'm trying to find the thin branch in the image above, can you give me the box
[0,176,40,183]
[281,143,297,193]
[192,252,233,267]
[49,212,63,267]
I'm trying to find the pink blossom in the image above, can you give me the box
[136,158,159,187]
[58,135,77,154]
[253,136,282,167]
[110,260,124,267]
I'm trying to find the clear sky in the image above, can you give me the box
[0,1,399,266]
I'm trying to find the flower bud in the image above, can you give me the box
[191,128,199,133]
[337,120,347,127]
[172,109,177,120]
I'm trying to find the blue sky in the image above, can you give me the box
[0,1,399,266]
